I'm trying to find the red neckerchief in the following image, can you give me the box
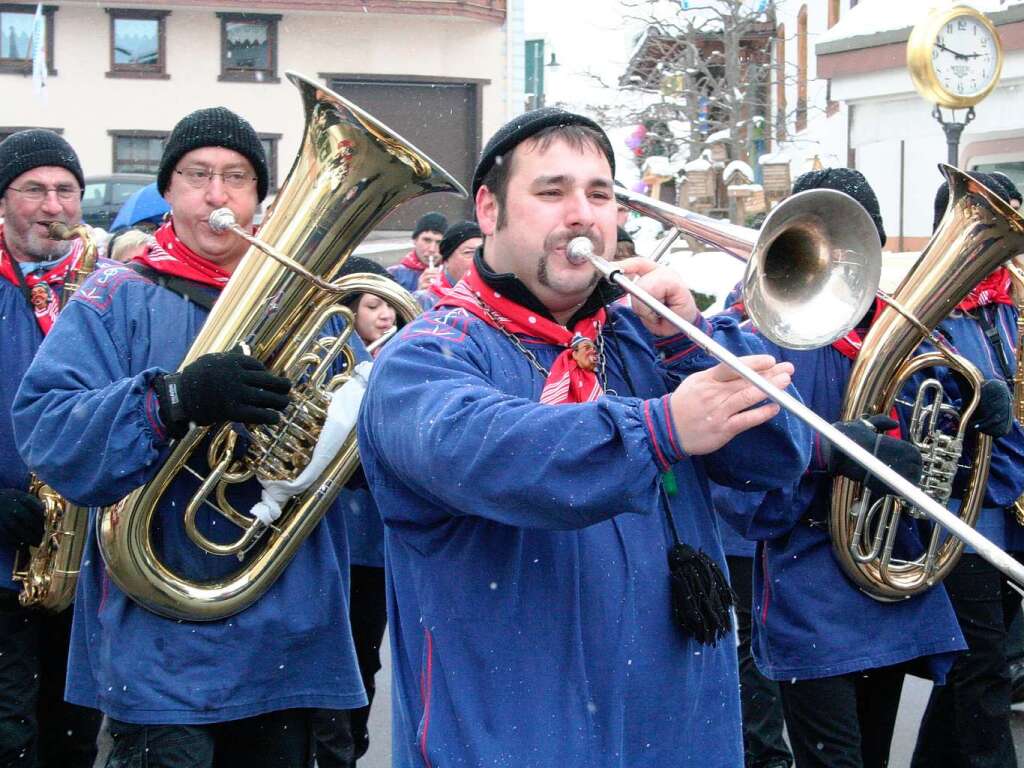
[958,267,1013,312]
[398,248,427,272]
[427,269,454,299]
[0,224,82,334]
[831,297,899,437]
[436,266,605,404]
[130,219,230,289]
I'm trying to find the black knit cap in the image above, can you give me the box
[413,212,448,239]
[932,171,1015,232]
[0,129,84,198]
[439,220,482,260]
[990,172,1022,205]
[338,256,395,309]
[793,168,886,247]
[616,226,634,245]
[471,107,616,197]
[158,107,268,201]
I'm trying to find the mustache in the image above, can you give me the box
[545,229,604,254]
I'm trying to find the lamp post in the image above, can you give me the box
[931,105,976,167]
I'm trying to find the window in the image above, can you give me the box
[525,39,545,110]
[110,130,168,174]
[259,134,280,194]
[796,5,808,133]
[107,8,169,79]
[219,13,279,83]
[0,4,55,76]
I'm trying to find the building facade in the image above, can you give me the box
[1,0,519,227]
[816,0,1024,249]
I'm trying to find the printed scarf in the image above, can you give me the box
[437,266,606,404]
[957,267,1013,312]
[131,219,231,289]
[0,224,82,334]
[398,249,428,271]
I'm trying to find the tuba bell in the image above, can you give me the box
[13,222,100,612]
[97,72,462,621]
[831,165,1024,601]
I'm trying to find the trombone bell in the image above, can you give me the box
[616,187,882,351]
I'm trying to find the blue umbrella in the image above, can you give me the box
[111,182,170,231]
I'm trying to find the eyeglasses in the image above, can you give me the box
[7,184,81,203]
[175,168,257,190]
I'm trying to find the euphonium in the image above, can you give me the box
[97,72,462,621]
[831,165,1024,601]
[1004,256,1024,526]
[13,222,99,611]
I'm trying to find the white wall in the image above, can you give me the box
[1,4,508,179]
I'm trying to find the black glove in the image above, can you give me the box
[154,352,292,439]
[0,489,45,549]
[826,415,923,497]
[971,379,1013,437]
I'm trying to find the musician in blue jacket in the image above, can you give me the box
[358,108,816,767]
[0,130,103,767]
[710,287,792,768]
[721,169,974,768]
[387,212,447,293]
[911,172,1024,768]
[13,109,365,767]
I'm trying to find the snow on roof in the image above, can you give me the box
[818,0,1023,49]
[723,160,754,182]
[684,157,712,172]
[706,128,732,143]
[728,183,764,192]
[758,150,791,165]
[644,155,686,177]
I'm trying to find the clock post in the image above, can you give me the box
[907,5,1004,168]
[932,105,976,166]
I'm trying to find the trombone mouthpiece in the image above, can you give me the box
[208,208,237,232]
[567,237,595,265]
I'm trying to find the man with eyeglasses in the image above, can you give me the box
[0,129,103,768]
[13,108,366,767]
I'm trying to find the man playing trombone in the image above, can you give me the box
[357,108,812,766]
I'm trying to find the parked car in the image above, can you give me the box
[81,174,154,230]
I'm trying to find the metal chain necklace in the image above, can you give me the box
[479,302,609,391]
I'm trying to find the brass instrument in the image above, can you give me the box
[13,222,99,611]
[97,72,462,621]
[832,166,1024,600]
[1004,256,1024,525]
[574,170,1024,591]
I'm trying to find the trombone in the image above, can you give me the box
[567,179,1024,590]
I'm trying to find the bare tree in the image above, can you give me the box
[597,0,798,166]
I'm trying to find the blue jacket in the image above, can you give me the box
[341,473,385,568]
[0,278,45,591]
[721,338,966,683]
[12,261,367,724]
[928,305,1024,552]
[357,304,811,767]
[387,258,424,293]
[711,485,759,558]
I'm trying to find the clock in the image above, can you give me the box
[907,5,1004,109]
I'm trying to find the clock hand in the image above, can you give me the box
[936,41,970,60]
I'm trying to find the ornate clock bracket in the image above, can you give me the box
[931,104,976,167]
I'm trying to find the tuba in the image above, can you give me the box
[831,165,1024,601]
[13,222,100,611]
[1004,256,1024,526]
[97,72,462,621]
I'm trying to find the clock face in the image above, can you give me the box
[932,14,999,98]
